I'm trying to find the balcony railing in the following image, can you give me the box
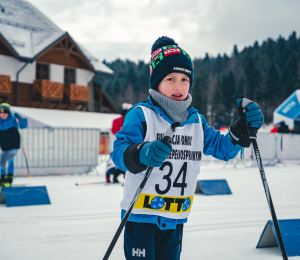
[0,74,12,95]
[32,79,64,101]
[64,84,89,103]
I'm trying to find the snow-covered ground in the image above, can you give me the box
[1,162,300,260]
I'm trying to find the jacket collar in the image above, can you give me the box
[144,95,199,126]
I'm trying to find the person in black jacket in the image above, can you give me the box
[277,121,290,134]
[0,103,27,187]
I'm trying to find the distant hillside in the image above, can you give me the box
[102,31,300,125]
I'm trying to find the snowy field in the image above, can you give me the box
[1,162,300,260]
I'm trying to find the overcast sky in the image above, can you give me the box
[27,0,300,63]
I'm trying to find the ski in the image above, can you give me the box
[76,181,106,186]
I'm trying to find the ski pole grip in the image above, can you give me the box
[160,122,180,145]
[237,96,257,139]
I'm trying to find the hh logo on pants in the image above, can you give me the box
[132,248,146,257]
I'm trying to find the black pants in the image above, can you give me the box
[124,221,183,260]
[106,167,125,181]
[113,168,125,181]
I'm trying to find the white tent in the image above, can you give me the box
[10,106,120,132]
[273,89,300,129]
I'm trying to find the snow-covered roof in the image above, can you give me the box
[0,0,113,74]
[10,106,120,131]
[90,60,114,75]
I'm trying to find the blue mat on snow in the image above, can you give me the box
[257,219,300,257]
[2,186,51,207]
[195,179,232,195]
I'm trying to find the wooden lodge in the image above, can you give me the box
[0,0,116,113]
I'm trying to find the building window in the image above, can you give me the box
[64,68,76,84]
[36,63,49,80]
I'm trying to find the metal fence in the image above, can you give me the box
[17,129,293,174]
[201,132,300,166]
[101,131,300,166]
[12,128,100,175]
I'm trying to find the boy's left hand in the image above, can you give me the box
[229,97,264,147]
[236,97,264,129]
[14,113,20,119]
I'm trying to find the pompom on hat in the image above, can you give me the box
[122,103,133,110]
[121,103,132,116]
[149,36,194,91]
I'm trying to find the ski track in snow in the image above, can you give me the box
[0,163,300,259]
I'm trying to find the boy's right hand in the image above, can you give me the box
[139,140,172,167]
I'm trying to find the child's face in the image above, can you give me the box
[158,73,190,101]
[0,113,9,120]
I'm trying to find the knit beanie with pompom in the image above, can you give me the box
[149,36,194,91]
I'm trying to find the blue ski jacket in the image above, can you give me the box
[112,96,241,229]
[0,113,27,151]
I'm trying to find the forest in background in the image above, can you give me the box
[101,31,300,126]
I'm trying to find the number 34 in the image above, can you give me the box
[155,162,187,196]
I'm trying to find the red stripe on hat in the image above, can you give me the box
[164,48,181,56]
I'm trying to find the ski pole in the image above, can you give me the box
[102,122,180,260]
[240,98,288,260]
[16,118,31,178]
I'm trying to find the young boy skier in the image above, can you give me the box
[111,36,264,260]
[0,103,27,188]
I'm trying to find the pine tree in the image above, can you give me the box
[283,52,298,97]
[233,45,239,57]
[236,77,246,97]
[213,54,223,74]
[212,78,226,125]
[220,71,235,109]
[266,38,276,59]
[223,53,229,68]
[244,55,261,100]
[277,35,288,72]
[285,71,297,97]
[204,53,210,62]
[191,70,209,115]
[288,31,298,53]
[114,80,121,94]
[105,81,113,97]
[265,63,280,101]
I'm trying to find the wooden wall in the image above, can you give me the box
[1,82,83,110]
[0,82,115,112]
[0,42,12,57]
[0,38,16,58]
[35,35,94,72]
[37,50,90,71]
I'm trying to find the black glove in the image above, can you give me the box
[229,119,252,147]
